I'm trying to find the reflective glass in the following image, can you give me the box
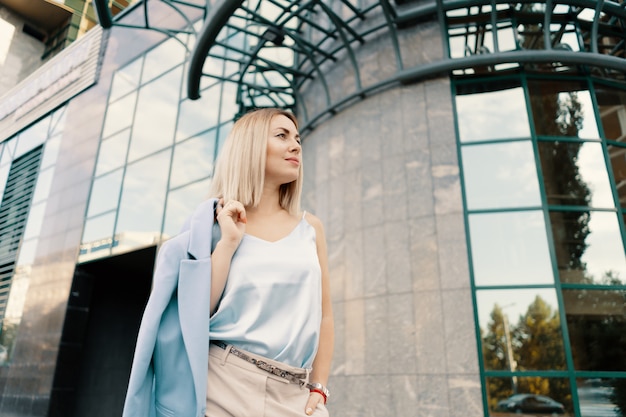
[49,105,67,136]
[462,141,541,209]
[220,82,239,122]
[595,84,626,143]
[14,117,49,158]
[0,164,9,198]
[485,377,572,416]
[95,129,130,176]
[128,68,181,162]
[115,149,171,252]
[23,202,46,240]
[16,239,37,267]
[40,134,61,170]
[32,167,54,204]
[176,83,220,141]
[608,144,626,208]
[577,378,624,417]
[163,178,211,239]
[80,212,116,261]
[456,83,530,142]
[0,138,16,166]
[563,289,626,371]
[217,121,233,154]
[469,211,554,286]
[449,22,517,59]
[528,80,599,139]
[110,58,143,102]
[87,169,123,217]
[538,141,614,208]
[477,288,565,371]
[170,131,216,189]
[142,38,186,83]
[102,91,137,138]
[550,211,626,284]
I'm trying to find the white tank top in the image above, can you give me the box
[209,213,322,368]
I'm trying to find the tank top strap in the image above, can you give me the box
[302,211,307,220]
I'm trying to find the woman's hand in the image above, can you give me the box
[215,199,247,249]
[305,391,324,415]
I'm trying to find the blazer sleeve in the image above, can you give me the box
[122,233,189,417]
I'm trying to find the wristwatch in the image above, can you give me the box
[308,382,330,399]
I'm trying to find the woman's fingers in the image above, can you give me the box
[305,392,323,415]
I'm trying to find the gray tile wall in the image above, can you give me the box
[300,19,483,414]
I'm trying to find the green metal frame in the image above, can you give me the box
[454,71,626,417]
[92,0,626,133]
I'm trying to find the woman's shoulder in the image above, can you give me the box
[302,211,326,235]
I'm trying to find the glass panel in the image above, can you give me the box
[80,212,116,261]
[217,121,233,154]
[449,21,517,59]
[163,178,211,239]
[1,138,16,166]
[486,377,572,416]
[608,144,626,208]
[95,129,130,176]
[14,117,49,158]
[170,131,216,188]
[40,134,61,170]
[550,211,626,284]
[49,105,67,136]
[142,38,186,84]
[0,164,9,198]
[87,169,123,217]
[469,211,554,286]
[595,84,626,143]
[577,378,625,417]
[16,239,37,267]
[220,82,239,122]
[23,202,46,240]
[462,141,541,210]
[456,82,530,142]
[538,141,614,208]
[115,149,171,253]
[32,167,54,204]
[528,80,599,139]
[563,289,626,371]
[102,91,137,138]
[128,68,181,162]
[477,289,565,371]
[176,83,220,141]
[109,58,143,102]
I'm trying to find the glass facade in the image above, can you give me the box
[449,4,626,417]
[79,32,240,262]
[0,106,67,364]
[455,75,626,417]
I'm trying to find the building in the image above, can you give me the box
[0,0,624,416]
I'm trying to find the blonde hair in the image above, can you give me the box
[209,108,302,215]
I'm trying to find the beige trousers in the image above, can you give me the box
[205,344,329,417]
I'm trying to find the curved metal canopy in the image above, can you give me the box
[94,0,626,132]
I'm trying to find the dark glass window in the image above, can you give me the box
[485,377,572,416]
[607,144,626,208]
[595,85,626,143]
[563,289,626,372]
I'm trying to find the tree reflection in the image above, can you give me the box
[482,296,570,412]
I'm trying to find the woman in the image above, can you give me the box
[122,108,334,417]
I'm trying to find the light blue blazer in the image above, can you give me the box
[122,198,218,417]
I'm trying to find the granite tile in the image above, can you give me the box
[414,290,447,374]
[442,289,480,374]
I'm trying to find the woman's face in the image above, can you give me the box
[265,114,301,185]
